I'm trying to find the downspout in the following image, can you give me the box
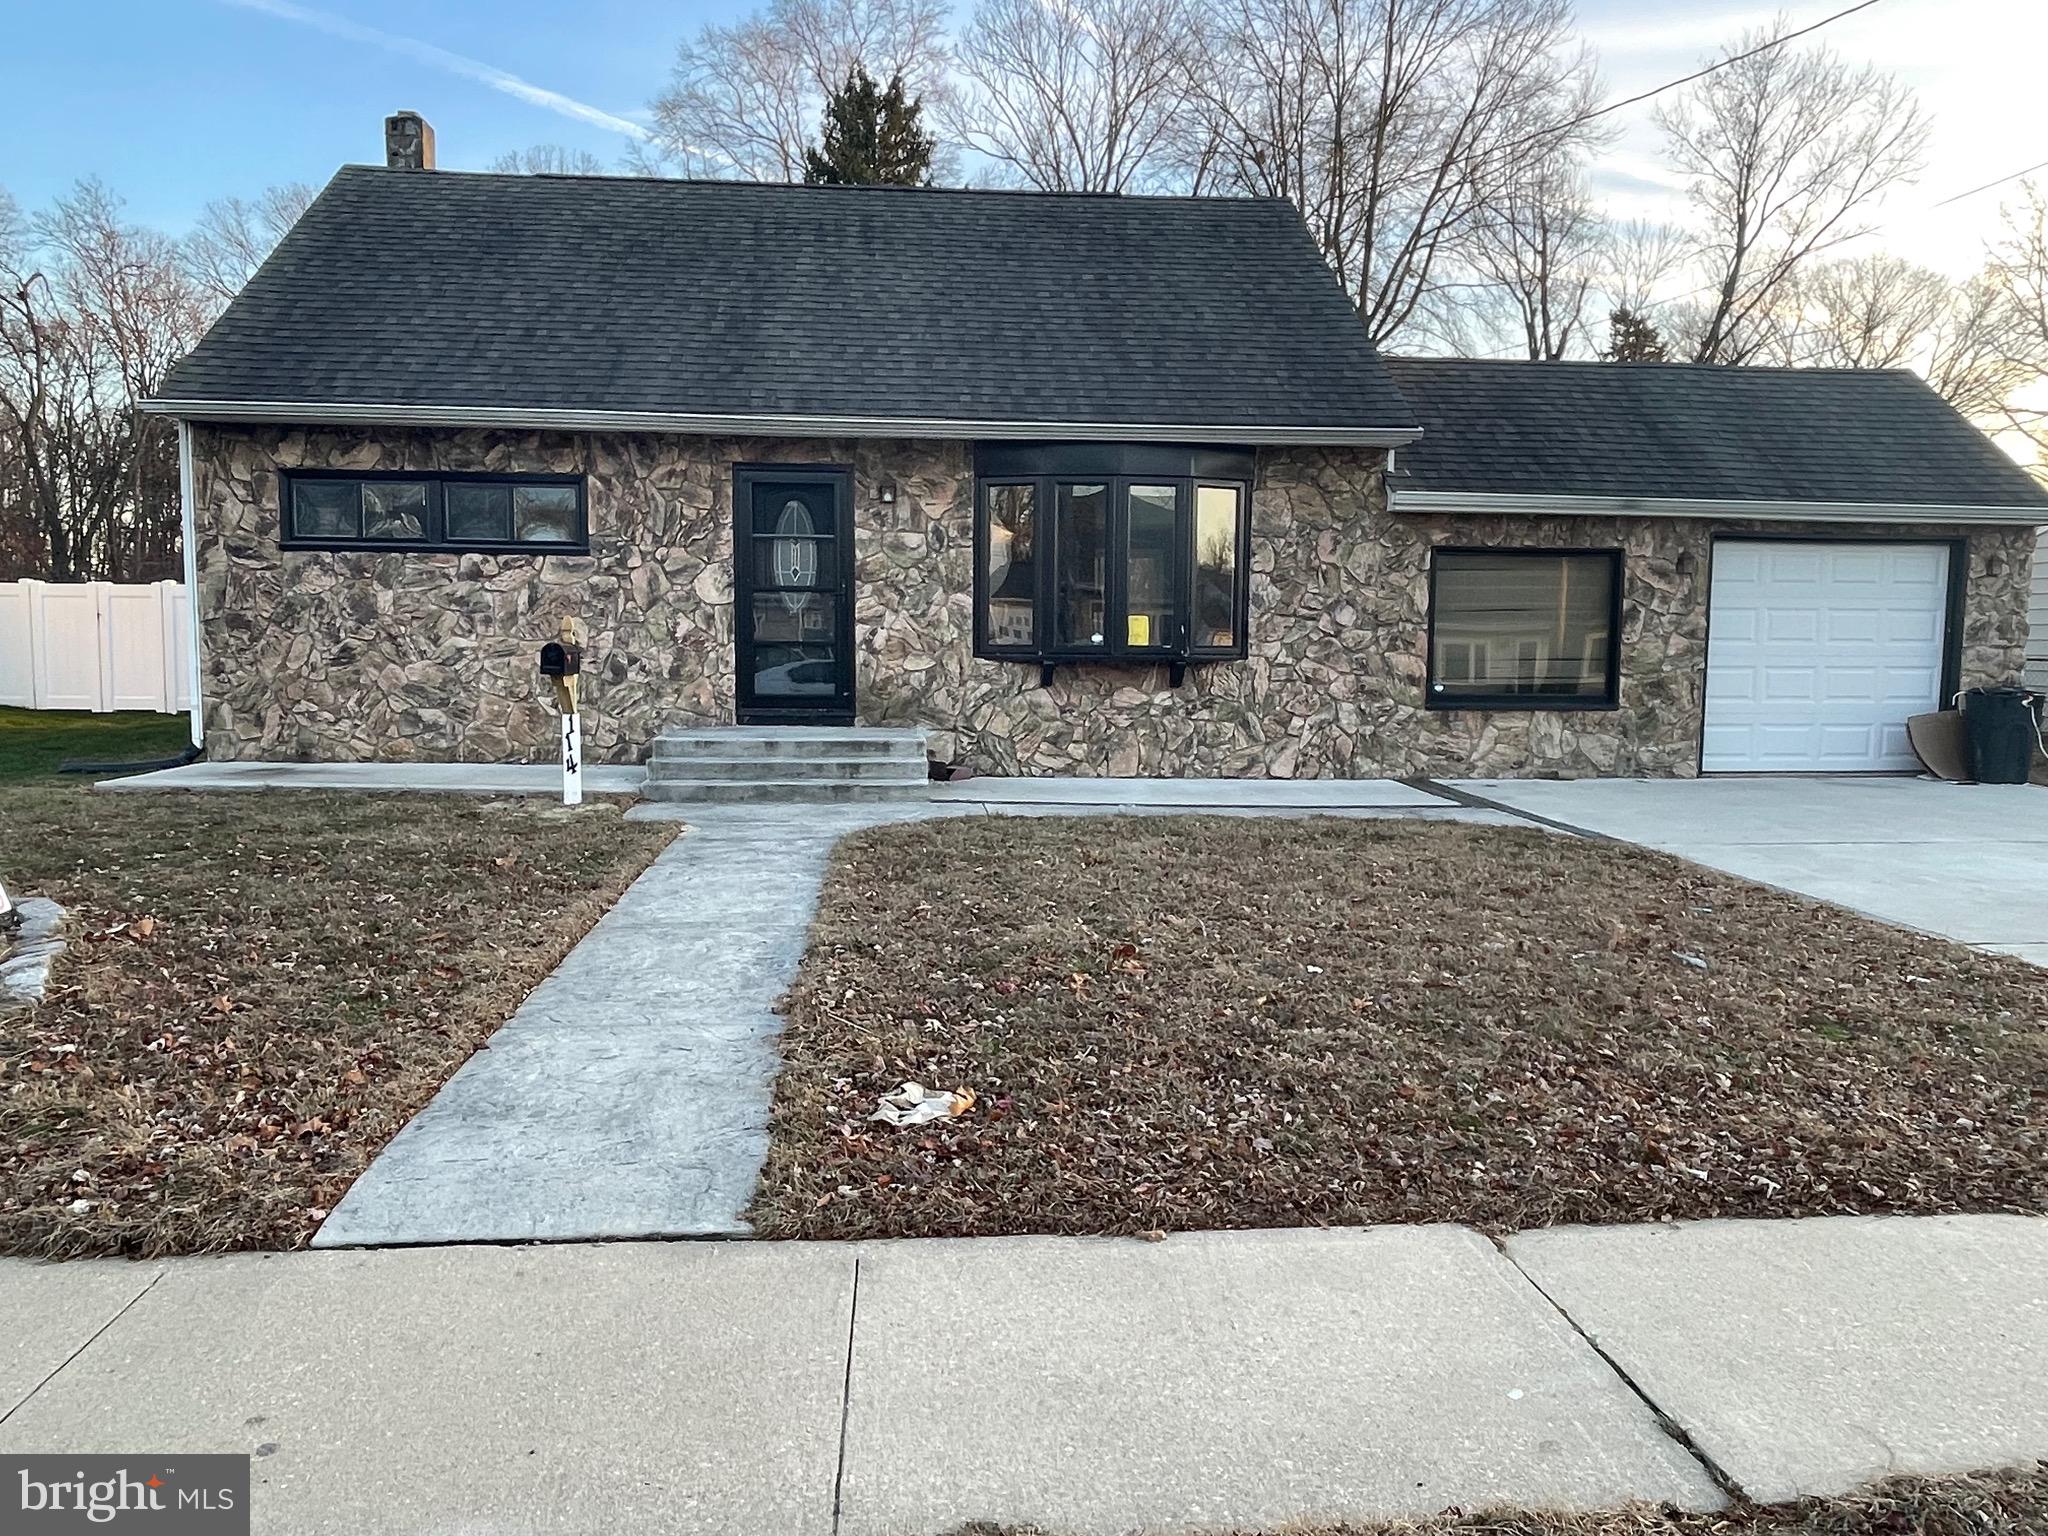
[177,419,203,751]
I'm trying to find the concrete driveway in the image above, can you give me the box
[1451,776,2048,964]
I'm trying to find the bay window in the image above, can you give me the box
[973,445,1252,673]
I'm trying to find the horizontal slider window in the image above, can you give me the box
[281,472,588,553]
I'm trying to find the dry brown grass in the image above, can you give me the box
[949,1463,2048,1534]
[1,785,672,1258]
[752,816,2048,1240]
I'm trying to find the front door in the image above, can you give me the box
[734,466,856,724]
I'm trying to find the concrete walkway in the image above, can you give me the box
[3,1213,2043,1535]
[99,760,1507,820]
[1454,775,2048,964]
[317,806,930,1245]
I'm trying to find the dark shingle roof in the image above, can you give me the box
[158,166,1416,437]
[1385,357,2048,509]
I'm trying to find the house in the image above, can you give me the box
[143,112,2048,780]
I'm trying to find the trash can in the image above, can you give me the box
[1962,686,2037,784]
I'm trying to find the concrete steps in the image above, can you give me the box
[643,726,931,803]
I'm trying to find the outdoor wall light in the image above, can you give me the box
[878,478,897,504]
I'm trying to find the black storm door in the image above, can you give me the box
[734,466,856,725]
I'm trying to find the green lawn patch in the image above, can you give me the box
[0,706,192,783]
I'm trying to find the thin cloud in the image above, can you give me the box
[218,0,649,141]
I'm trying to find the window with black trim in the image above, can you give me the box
[973,445,1252,666]
[282,471,589,553]
[1427,548,1621,710]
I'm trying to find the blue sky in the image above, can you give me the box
[3,0,698,230]
[6,0,2045,275]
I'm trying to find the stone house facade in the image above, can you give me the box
[190,422,2035,778]
[152,135,2048,781]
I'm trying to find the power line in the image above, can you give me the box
[1931,157,2048,209]
[1503,0,1893,156]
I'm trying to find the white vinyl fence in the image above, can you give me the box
[0,580,193,714]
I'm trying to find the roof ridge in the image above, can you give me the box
[1384,354,1923,379]
[332,162,1292,206]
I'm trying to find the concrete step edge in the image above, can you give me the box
[645,761,930,783]
[640,780,934,802]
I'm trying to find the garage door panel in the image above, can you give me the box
[1715,544,1763,582]
[1819,666,1875,701]
[1889,548,1948,582]
[1765,608,1820,642]
[1705,668,1758,704]
[1818,723,1878,758]
[1703,540,1949,773]
[1881,666,1941,703]
[1711,608,1759,643]
[1766,550,1824,582]
[1764,666,1820,701]
[1883,609,1943,643]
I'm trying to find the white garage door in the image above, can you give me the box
[1702,540,1950,773]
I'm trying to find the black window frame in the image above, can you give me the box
[1425,546,1624,713]
[280,469,590,554]
[971,444,1253,669]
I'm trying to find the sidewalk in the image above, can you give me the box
[3,1213,2043,1535]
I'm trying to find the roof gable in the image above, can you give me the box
[1385,357,2048,512]
[157,167,1417,441]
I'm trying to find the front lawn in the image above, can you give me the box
[0,706,192,783]
[1,785,673,1257]
[753,816,2048,1239]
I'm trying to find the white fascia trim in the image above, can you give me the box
[1388,488,2047,526]
[176,420,203,751]
[143,397,1423,449]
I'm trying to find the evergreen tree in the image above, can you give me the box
[803,65,936,186]
[1601,306,1669,363]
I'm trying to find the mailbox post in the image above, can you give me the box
[539,619,584,807]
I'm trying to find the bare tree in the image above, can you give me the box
[1597,218,1688,317]
[1462,150,1605,358]
[490,145,609,176]
[649,0,951,180]
[182,183,316,309]
[1924,270,2043,431]
[945,0,1199,192]
[1655,19,1929,364]
[1974,182,2048,459]
[1766,254,1952,369]
[0,181,205,582]
[1180,0,1594,348]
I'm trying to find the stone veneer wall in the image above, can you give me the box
[190,424,2035,776]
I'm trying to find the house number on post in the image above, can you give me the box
[539,618,584,807]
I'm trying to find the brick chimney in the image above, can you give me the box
[384,111,436,171]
